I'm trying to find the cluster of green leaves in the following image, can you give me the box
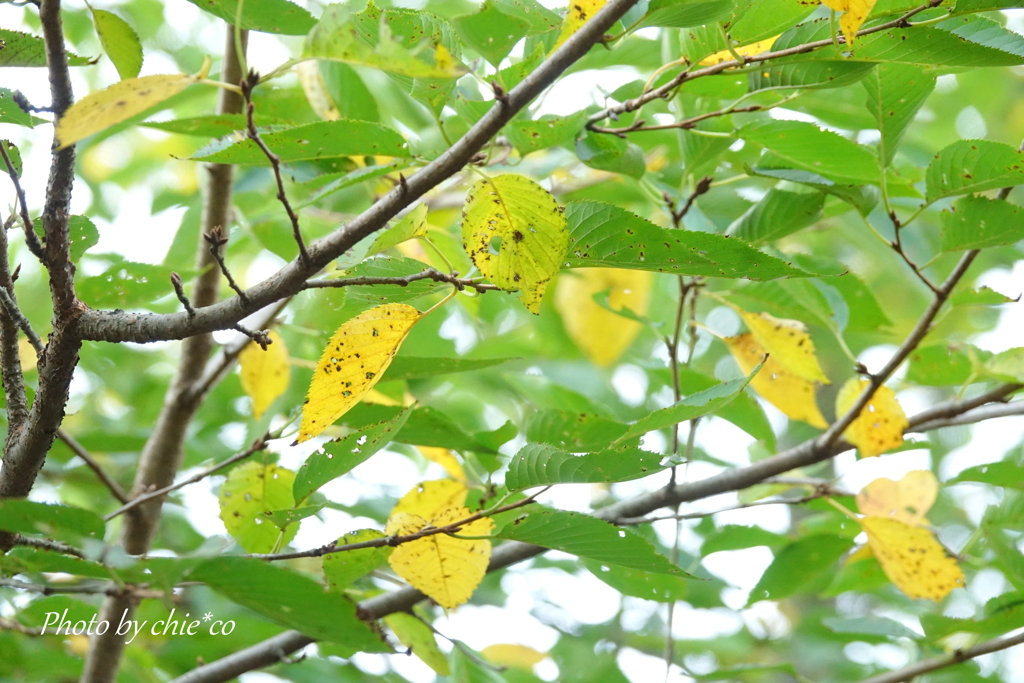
[4,0,1024,681]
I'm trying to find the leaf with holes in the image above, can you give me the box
[386,480,493,608]
[554,0,607,49]
[461,174,569,314]
[238,330,290,420]
[836,378,908,457]
[725,333,828,428]
[218,462,297,553]
[860,517,965,601]
[293,407,412,503]
[940,196,1024,252]
[296,304,423,444]
[926,140,1024,202]
[857,471,937,526]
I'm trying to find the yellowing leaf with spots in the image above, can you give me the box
[836,378,908,457]
[821,0,879,46]
[296,61,340,121]
[296,303,422,444]
[385,613,450,676]
[740,311,830,383]
[857,470,937,526]
[386,479,493,608]
[860,516,964,600]
[418,446,468,484]
[700,36,780,65]
[218,462,297,553]
[461,174,569,314]
[481,644,548,670]
[554,0,607,50]
[555,268,652,367]
[238,330,290,420]
[725,333,828,428]
[55,62,209,149]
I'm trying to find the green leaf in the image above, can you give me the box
[319,62,380,122]
[927,140,1024,202]
[506,112,588,156]
[525,410,632,452]
[184,0,315,34]
[0,28,90,67]
[262,505,324,529]
[454,0,532,66]
[381,356,515,382]
[738,120,880,185]
[304,3,466,80]
[297,161,407,209]
[907,344,987,386]
[140,114,289,137]
[583,558,689,603]
[822,616,921,640]
[691,664,800,681]
[395,406,498,453]
[505,443,668,491]
[950,286,1017,306]
[451,644,510,683]
[726,188,825,243]
[67,216,100,262]
[746,166,880,216]
[90,8,143,80]
[700,524,788,556]
[323,529,393,589]
[190,120,410,164]
[76,257,176,309]
[940,196,1024,251]
[495,508,693,576]
[640,0,737,28]
[1,140,22,178]
[564,201,819,279]
[574,129,646,179]
[727,0,816,43]
[747,534,853,605]
[0,500,105,541]
[385,613,450,676]
[616,368,761,444]
[218,462,298,553]
[370,205,428,255]
[675,367,776,448]
[985,347,1024,383]
[293,407,412,504]
[749,62,875,92]
[950,461,1024,489]
[336,256,447,307]
[863,64,935,167]
[191,556,388,650]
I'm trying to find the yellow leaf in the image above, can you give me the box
[725,333,828,428]
[554,0,607,50]
[386,480,493,609]
[18,337,38,374]
[296,303,423,444]
[860,516,965,601]
[739,310,830,383]
[699,36,780,66]
[481,644,548,670]
[218,462,297,553]
[821,0,879,46]
[238,330,290,420]
[385,613,450,676]
[835,378,908,457]
[417,446,468,484]
[857,470,937,526]
[55,62,209,149]
[555,268,652,367]
[461,174,569,314]
[844,543,875,565]
[296,61,340,121]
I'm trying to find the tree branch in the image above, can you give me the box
[168,381,1013,683]
[73,0,646,346]
[57,429,129,505]
[11,533,84,558]
[303,268,499,293]
[0,141,46,263]
[858,630,1024,683]
[0,219,30,434]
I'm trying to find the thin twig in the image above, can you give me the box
[170,271,197,318]
[104,433,271,521]
[0,273,44,354]
[588,0,944,126]
[0,577,164,599]
[618,486,853,526]
[0,141,47,264]
[858,630,1024,683]
[303,268,499,294]
[240,69,309,267]
[889,211,939,293]
[250,488,545,562]
[57,428,129,504]
[11,533,85,558]
[911,399,1024,433]
[204,226,249,304]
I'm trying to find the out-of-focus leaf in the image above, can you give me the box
[747,534,853,604]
